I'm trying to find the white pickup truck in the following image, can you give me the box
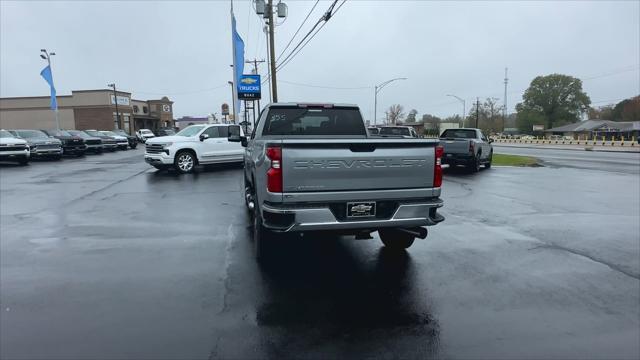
[144,124,244,173]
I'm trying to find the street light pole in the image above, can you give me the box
[40,49,59,130]
[108,83,121,130]
[446,94,466,126]
[374,77,407,126]
[228,81,236,124]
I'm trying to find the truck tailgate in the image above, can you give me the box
[280,139,437,193]
[440,139,470,154]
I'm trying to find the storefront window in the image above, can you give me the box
[113,113,119,130]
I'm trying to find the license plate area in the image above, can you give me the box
[346,202,376,218]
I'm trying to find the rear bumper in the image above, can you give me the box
[442,153,474,165]
[261,198,444,232]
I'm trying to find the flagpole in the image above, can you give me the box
[230,0,239,124]
[46,55,60,130]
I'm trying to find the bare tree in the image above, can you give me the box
[385,104,405,125]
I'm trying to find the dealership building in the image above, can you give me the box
[0,89,174,133]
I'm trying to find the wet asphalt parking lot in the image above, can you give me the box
[1,148,639,359]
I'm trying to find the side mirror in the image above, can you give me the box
[199,133,209,141]
[227,125,241,142]
[241,137,248,147]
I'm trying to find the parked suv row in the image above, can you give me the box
[0,128,140,165]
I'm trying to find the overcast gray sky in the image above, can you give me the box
[1,0,639,121]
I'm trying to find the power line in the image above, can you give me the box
[276,0,320,63]
[276,0,346,73]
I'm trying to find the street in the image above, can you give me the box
[1,149,639,359]
[494,144,640,175]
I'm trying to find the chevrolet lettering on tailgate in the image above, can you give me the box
[293,158,427,169]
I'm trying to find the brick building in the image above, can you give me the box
[0,89,174,134]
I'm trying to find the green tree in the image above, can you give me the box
[588,105,614,120]
[405,109,418,123]
[516,74,591,130]
[421,114,442,136]
[516,109,546,134]
[612,96,640,121]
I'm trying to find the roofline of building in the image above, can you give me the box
[0,95,73,100]
[72,89,131,94]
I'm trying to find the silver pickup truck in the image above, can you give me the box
[227,103,445,259]
[439,128,493,172]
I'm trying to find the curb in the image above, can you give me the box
[493,144,640,154]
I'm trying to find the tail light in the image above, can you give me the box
[266,146,283,192]
[434,145,443,188]
[469,141,475,154]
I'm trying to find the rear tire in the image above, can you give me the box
[174,150,196,174]
[468,155,481,173]
[485,152,492,169]
[379,229,415,250]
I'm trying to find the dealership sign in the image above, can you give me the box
[237,74,261,100]
[532,125,544,131]
[110,95,130,106]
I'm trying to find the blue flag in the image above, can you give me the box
[40,65,57,110]
[232,14,244,113]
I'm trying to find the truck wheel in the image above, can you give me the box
[174,150,196,174]
[485,152,492,169]
[244,176,253,214]
[18,157,29,166]
[468,155,481,173]
[253,205,273,261]
[379,229,415,250]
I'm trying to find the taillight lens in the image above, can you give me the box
[434,145,443,188]
[266,146,283,193]
[469,141,475,154]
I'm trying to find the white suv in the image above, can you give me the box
[144,124,244,173]
[0,129,30,165]
[136,129,155,143]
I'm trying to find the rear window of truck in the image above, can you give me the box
[262,107,366,136]
[440,129,477,139]
[379,127,410,136]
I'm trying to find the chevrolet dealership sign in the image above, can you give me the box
[237,74,261,100]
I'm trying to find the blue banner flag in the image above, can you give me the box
[40,65,57,110]
[232,14,244,113]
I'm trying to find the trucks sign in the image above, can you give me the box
[237,74,261,100]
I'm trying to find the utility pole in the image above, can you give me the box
[267,0,278,102]
[245,58,265,74]
[245,58,265,114]
[503,67,508,132]
[475,97,480,128]
[108,83,121,130]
